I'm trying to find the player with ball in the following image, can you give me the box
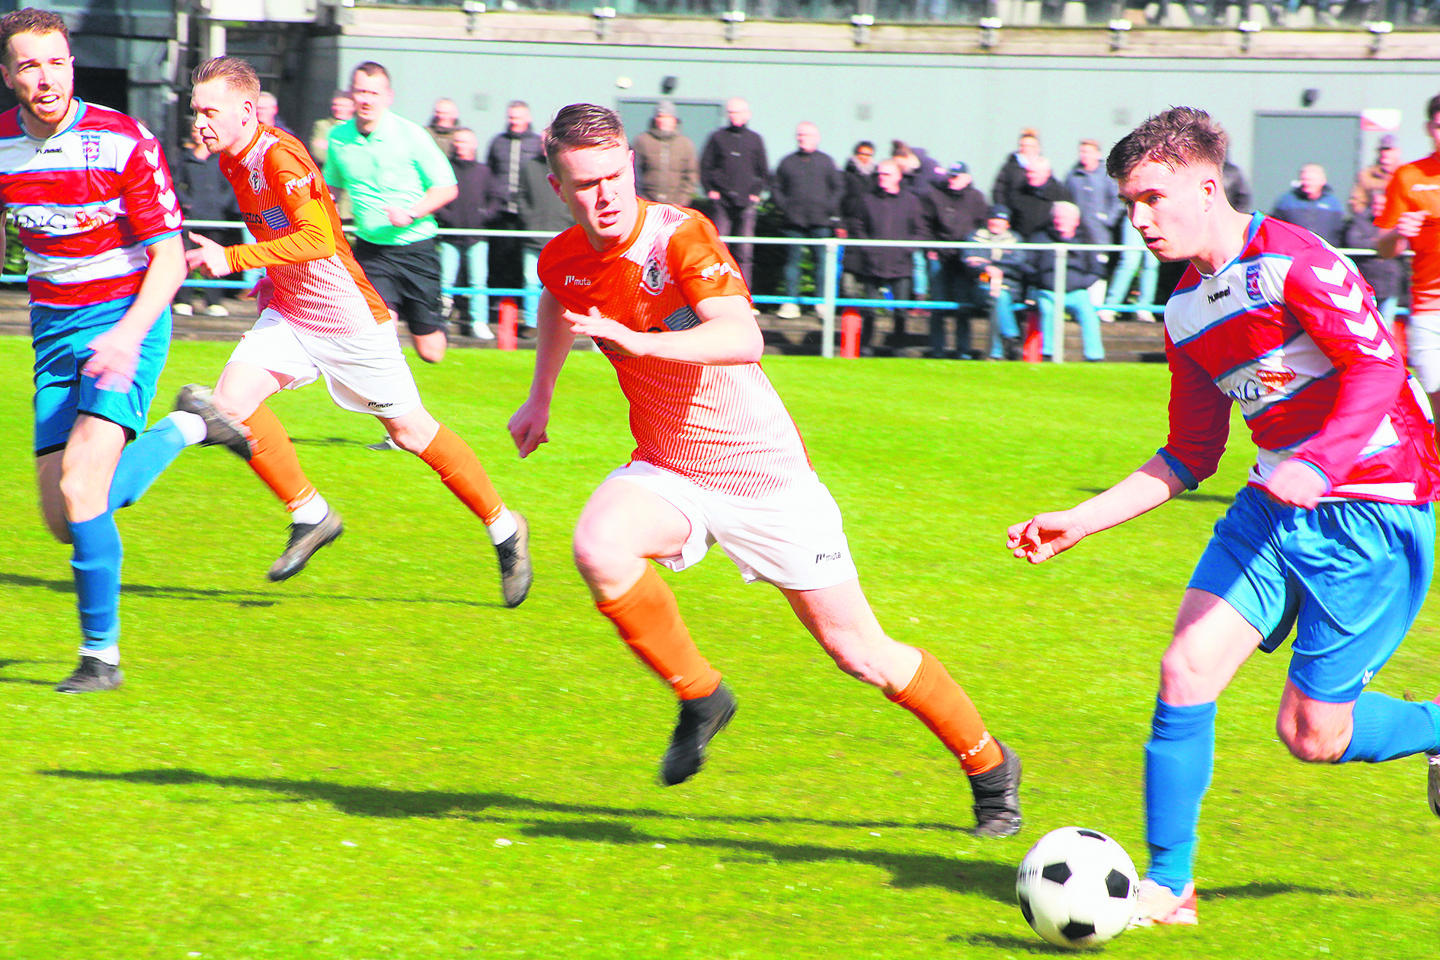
[1009,107,1440,928]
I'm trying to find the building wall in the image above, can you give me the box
[308,33,1439,202]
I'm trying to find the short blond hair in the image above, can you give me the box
[192,56,260,99]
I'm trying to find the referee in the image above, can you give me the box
[324,61,458,365]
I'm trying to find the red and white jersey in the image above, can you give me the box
[0,100,181,307]
[1162,213,1440,505]
[539,200,813,498]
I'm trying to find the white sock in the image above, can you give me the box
[80,644,120,665]
[487,506,518,545]
[166,410,208,446]
[291,494,330,526]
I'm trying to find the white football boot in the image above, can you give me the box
[1128,878,1198,928]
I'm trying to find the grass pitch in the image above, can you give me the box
[0,338,1436,959]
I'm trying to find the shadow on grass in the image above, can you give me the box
[0,658,54,686]
[1206,881,1360,900]
[955,933,1067,953]
[40,767,1018,902]
[0,571,494,609]
[291,437,370,447]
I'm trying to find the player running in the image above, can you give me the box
[183,56,532,605]
[1378,92,1440,442]
[508,104,1021,837]
[0,10,248,692]
[1008,107,1440,927]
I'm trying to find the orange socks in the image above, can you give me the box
[419,424,504,525]
[596,566,722,700]
[243,403,317,511]
[888,648,1003,776]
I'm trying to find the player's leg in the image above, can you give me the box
[379,403,531,606]
[574,472,732,784]
[401,239,448,364]
[780,578,1021,836]
[1402,310,1440,441]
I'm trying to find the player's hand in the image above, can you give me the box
[1263,459,1327,509]
[707,190,721,201]
[507,400,550,458]
[185,231,232,277]
[385,206,417,228]
[1395,210,1426,239]
[83,324,143,392]
[1006,511,1088,564]
[565,307,639,357]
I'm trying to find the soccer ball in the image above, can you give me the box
[1015,826,1139,949]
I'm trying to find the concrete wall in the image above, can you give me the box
[307,34,1440,203]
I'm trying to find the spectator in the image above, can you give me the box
[846,158,930,354]
[634,99,698,206]
[487,100,544,229]
[923,161,988,358]
[1065,138,1122,255]
[171,121,239,318]
[772,121,844,320]
[1025,201,1107,362]
[1010,156,1072,239]
[1351,135,1403,215]
[256,91,294,137]
[700,97,768,286]
[1344,188,1404,328]
[992,127,1042,213]
[435,127,500,340]
[841,139,877,217]
[1223,157,1253,213]
[428,97,461,158]
[1098,217,1160,323]
[311,91,354,221]
[1271,163,1346,246]
[324,61,459,366]
[965,205,1026,360]
[892,140,946,193]
[516,131,576,329]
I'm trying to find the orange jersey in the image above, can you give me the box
[1378,155,1440,314]
[539,200,813,498]
[217,124,389,337]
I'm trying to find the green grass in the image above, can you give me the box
[1,339,1436,959]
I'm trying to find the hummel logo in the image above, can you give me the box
[564,275,591,286]
[1207,287,1232,304]
[814,551,842,563]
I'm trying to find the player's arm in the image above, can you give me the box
[509,288,576,458]
[188,199,335,276]
[1376,175,1420,259]
[83,233,186,391]
[387,132,459,228]
[1008,340,1229,564]
[565,295,762,365]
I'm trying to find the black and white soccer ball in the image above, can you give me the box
[1015,826,1139,949]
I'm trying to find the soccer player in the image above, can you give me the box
[183,56,532,605]
[508,104,1022,837]
[1378,92,1440,441]
[1008,107,1440,927]
[0,9,248,692]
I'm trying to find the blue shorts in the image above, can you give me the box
[31,297,172,455]
[1189,486,1435,703]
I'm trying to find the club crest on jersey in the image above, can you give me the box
[641,252,666,295]
[80,132,101,164]
[1245,263,1262,301]
[249,170,265,194]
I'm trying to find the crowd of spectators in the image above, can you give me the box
[169,78,1410,359]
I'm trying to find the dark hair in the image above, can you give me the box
[508,99,530,111]
[854,140,875,154]
[1428,93,1440,123]
[351,61,390,85]
[0,8,68,65]
[191,56,260,98]
[1106,106,1228,181]
[545,103,626,169]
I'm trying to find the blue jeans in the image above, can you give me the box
[912,250,931,299]
[782,226,833,302]
[522,247,542,326]
[439,239,489,318]
[988,289,1020,359]
[1036,288,1105,361]
[1105,219,1159,314]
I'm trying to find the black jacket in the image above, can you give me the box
[772,149,844,228]
[1010,177,1073,240]
[923,183,988,263]
[991,153,1030,213]
[1224,161,1253,214]
[1344,215,1403,301]
[845,186,929,279]
[700,125,769,209]
[517,153,574,251]
[841,158,877,220]
[171,147,238,222]
[435,158,502,238]
[1024,224,1107,293]
[486,128,544,214]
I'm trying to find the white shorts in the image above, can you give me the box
[1407,311,1440,394]
[608,461,859,591]
[227,309,423,419]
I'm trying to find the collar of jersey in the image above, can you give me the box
[27,97,86,142]
[1197,211,1264,280]
[355,111,396,140]
[236,124,268,164]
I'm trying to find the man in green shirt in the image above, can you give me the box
[324,62,458,365]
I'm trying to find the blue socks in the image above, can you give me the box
[69,418,189,656]
[1339,691,1440,763]
[1145,698,1216,897]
